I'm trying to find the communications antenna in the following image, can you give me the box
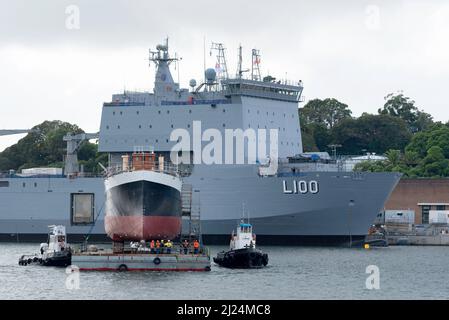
[210,42,229,82]
[251,49,262,81]
[236,45,249,79]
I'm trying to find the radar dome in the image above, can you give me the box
[189,79,197,88]
[205,68,216,84]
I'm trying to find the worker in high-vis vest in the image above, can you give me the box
[150,240,155,254]
[165,240,173,254]
[193,240,200,254]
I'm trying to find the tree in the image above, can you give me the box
[378,92,433,132]
[331,114,412,155]
[301,98,352,129]
[0,120,105,173]
[406,124,449,158]
[419,146,449,177]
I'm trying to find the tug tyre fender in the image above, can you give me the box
[153,257,161,265]
[118,264,128,272]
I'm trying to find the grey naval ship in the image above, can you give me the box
[0,40,401,245]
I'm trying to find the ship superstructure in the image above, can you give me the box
[0,39,401,245]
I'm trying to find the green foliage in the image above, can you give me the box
[0,120,105,173]
[355,125,449,178]
[301,98,352,129]
[378,92,433,133]
[331,114,411,155]
[300,98,350,152]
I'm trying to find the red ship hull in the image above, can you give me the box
[105,215,181,241]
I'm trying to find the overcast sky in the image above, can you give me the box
[1,0,449,151]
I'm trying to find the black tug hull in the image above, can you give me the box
[42,251,72,267]
[213,248,268,269]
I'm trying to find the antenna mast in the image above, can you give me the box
[251,49,262,81]
[236,45,250,79]
[210,42,229,82]
[149,37,178,67]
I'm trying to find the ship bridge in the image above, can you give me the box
[222,78,303,103]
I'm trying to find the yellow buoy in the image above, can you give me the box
[364,243,370,250]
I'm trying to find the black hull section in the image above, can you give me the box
[43,250,72,267]
[106,180,181,217]
[214,248,269,269]
[18,251,72,267]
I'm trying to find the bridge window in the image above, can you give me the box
[0,181,9,187]
[71,193,95,225]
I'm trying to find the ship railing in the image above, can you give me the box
[107,160,179,178]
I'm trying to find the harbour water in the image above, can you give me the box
[1,243,448,300]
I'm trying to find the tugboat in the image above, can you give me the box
[364,224,389,248]
[19,225,72,267]
[214,221,268,269]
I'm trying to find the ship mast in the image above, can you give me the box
[149,38,179,96]
[251,49,262,81]
[236,44,249,79]
[210,42,229,82]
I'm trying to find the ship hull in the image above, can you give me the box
[104,171,182,241]
[0,167,401,245]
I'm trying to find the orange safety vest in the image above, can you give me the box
[193,241,199,249]
[156,241,160,248]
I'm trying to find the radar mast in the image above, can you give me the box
[149,38,179,96]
